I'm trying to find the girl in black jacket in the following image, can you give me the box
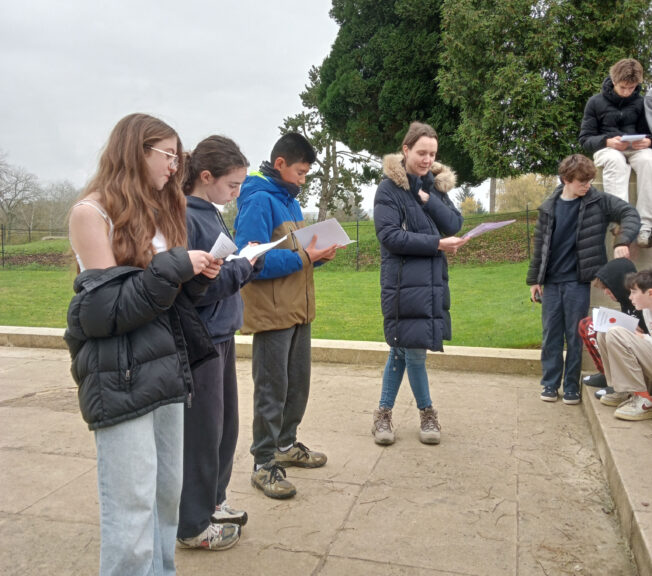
[177,136,261,551]
[67,114,220,576]
[372,122,467,447]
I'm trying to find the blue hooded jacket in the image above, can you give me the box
[234,164,315,333]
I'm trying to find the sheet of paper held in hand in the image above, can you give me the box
[620,134,646,142]
[292,218,356,250]
[592,307,639,333]
[462,219,516,239]
[209,233,287,261]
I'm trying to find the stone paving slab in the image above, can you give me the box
[0,345,644,576]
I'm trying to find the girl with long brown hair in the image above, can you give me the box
[66,113,220,576]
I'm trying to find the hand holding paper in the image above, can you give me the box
[209,232,287,262]
[209,233,238,259]
[292,218,355,250]
[305,235,338,263]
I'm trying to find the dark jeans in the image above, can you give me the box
[250,324,311,466]
[177,338,239,539]
[540,281,590,394]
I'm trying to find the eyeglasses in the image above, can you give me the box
[146,146,179,169]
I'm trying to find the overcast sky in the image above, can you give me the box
[0,1,489,213]
[0,1,344,199]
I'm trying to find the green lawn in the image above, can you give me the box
[0,268,75,327]
[312,261,541,348]
[0,261,542,349]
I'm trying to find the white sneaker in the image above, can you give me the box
[600,391,630,407]
[614,394,652,421]
[177,522,240,551]
[211,502,248,526]
[637,228,652,248]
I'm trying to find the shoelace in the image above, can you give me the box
[421,410,440,431]
[293,442,311,460]
[266,464,288,484]
[205,523,230,544]
[376,410,392,431]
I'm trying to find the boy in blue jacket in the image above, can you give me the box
[234,133,338,499]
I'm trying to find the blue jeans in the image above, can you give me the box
[95,403,184,576]
[379,347,432,410]
[540,281,590,394]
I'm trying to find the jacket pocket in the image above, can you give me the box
[118,335,135,391]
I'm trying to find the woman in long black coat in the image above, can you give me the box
[372,122,468,446]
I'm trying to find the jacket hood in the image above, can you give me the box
[602,76,641,105]
[186,195,218,213]
[239,166,297,206]
[594,257,637,306]
[382,153,457,193]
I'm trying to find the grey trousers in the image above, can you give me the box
[250,323,311,465]
[598,328,652,394]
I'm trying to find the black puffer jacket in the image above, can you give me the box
[526,185,640,286]
[579,77,651,154]
[374,154,462,352]
[64,247,217,430]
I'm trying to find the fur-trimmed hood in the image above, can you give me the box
[382,153,457,193]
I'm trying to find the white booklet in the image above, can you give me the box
[620,134,646,142]
[209,232,287,261]
[592,307,638,333]
[292,218,356,250]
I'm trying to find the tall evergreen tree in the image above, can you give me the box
[317,0,478,184]
[438,0,652,178]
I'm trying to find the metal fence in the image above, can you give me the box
[1,225,69,268]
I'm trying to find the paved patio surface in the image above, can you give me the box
[2,341,650,575]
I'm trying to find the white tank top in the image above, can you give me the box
[71,200,168,271]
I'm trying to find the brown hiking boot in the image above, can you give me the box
[419,406,441,444]
[372,407,395,445]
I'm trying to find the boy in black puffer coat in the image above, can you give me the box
[579,58,652,246]
[527,154,639,405]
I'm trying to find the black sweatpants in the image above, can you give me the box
[177,338,239,539]
[250,323,311,466]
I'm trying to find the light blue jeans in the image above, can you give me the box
[379,347,432,410]
[94,403,184,576]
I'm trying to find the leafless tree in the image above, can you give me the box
[0,154,40,236]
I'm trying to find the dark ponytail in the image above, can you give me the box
[182,135,249,196]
